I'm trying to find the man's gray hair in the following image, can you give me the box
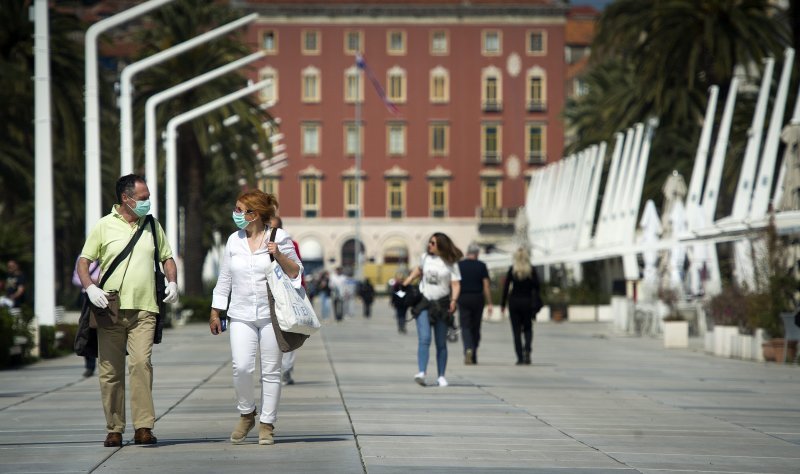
[466,243,481,255]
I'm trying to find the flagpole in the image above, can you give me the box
[354,54,362,280]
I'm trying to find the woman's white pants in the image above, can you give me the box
[229,318,282,424]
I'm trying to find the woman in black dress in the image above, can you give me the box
[500,247,542,365]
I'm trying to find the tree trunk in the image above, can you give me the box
[179,125,207,297]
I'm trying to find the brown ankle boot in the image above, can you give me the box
[259,422,274,445]
[230,409,257,444]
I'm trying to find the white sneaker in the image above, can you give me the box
[414,372,426,386]
[437,376,448,387]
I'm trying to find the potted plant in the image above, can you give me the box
[660,287,688,348]
[543,285,568,322]
[705,284,749,357]
[752,213,798,362]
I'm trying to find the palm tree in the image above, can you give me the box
[567,0,790,209]
[0,0,86,299]
[130,0,272,296]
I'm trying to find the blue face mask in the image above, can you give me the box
[232,212,250,229]
[126,197,151,217]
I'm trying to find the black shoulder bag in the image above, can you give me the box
[147,215,167,344]
[74,220,149,357]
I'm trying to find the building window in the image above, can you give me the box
[482,30,501,55]
[387,123,406,156]
[429,180,448,218]
[482,66,503,112]
[258,67,278,103]
[302,66,321,103]
[482,123,502,164]
[481,179,501,210]
[300,177,320,218]
[431,30,448,55]
[526,67,547,112]
[429,122,449,156]
[429,67,449,103]
[387,66,406,103]
[345,30,363,55]
[387,30,406,55]
[343,178,362,218]
[302,30,320,55]
[526,123,546,164]
[344,123,362,155]
[344,67,363,103]
[261,30,277,54]
[258,175,280,196]
[301,122,320,156]
[386,179,406,218]
[527,30,546,55]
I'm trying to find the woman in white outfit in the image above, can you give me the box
[209,190,303,445]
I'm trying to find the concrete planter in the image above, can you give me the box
[663,320,689,348]
[713,325,738,358]
[568,305,596,322]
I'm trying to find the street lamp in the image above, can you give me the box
[144,51,266,217]
[163,79,272,258]
[84,0,175,236]
[119,13,258,174]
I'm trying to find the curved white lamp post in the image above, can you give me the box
[163,79,271,258]
[84,0,174,236]
[145,51,266,216]
[119,13,258,175]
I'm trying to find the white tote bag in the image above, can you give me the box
[266,259,320,335]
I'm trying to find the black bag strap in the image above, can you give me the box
[97,217,149,289]
[267,227,278,262]
[147,215,166,280]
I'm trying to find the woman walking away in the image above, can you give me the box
[403,233,462,387]
[209,190,303,445]
[500,247,542,365]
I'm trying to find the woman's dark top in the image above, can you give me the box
[500,265,540,309]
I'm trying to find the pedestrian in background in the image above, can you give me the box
[358,278,375,318]
[77,174,178,447]
[457,243,492,365]
[390,271,408,334]
[315,271,332,321]
[500,247,542,365]
[0,259,26,309]
[210,190,302,445]
[403,232,461,387]
[330,267,347,321]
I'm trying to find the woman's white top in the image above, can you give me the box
[418,252,461,300]
[212,227,303,322]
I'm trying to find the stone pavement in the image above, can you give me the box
[1,297,799,473]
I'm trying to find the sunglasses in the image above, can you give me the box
[428,240,437,246]
[233,207,255,215]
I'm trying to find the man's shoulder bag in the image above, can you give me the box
[147,215,166,344]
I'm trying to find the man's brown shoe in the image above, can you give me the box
[104,432,122,447]
[134,428,157,445]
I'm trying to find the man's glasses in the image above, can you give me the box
[233,207,255,215]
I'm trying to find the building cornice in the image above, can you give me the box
[234,1,569,20]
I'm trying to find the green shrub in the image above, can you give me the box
[0,306,35,368]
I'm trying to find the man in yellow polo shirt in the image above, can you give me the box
[77,174,178,447]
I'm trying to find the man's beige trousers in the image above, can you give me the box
[98,310,156,433]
